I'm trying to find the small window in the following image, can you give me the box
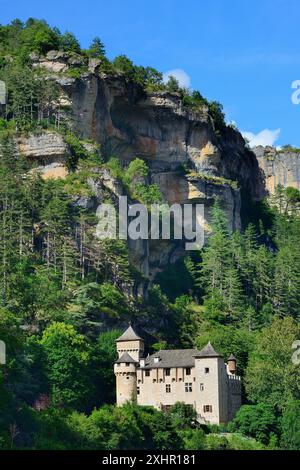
[126,363,130,367]
[185,383,192,392]
[203,405,212,413]
[166,384,171,393]
[137,387,140,395]
[186,367,191,375]
[145,370,150,377]
[200,383,204,391]
[205,367,209,374]
[165,368,171,376]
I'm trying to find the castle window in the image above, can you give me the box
[186,367,191,375]
[205,367,209,374]
[145,370,150,377]
[200,383,204,391]
[185,383,192,392]
[137,387,140,395]
[126,363,130,367]
[166,384,171,393]
[161,405,171,412]
[203,405,212,413]
[165,368,171,376]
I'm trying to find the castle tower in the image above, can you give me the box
[114,325,144,405]
[193,342,228,424]
[115,325,144,362]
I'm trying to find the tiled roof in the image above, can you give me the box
[116,325,142,342]
[143,349,201,369]
[115,352,138,364]
[193,342,222,358]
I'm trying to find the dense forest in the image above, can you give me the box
[0,19,300,451]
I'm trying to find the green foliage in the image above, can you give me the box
[245,316,300,410]
[122,158,148,186]
[165,75,180,93]
[281,401,300,450]
[205,434,229,450]
[168,402,198,429]
[228,403,279,444]
[105,156,123,180]
[87,37,106,58]
[40,322,92,409]
[105,157,162,204]
[112,56,163,90]
[132,182,162,204]
[0,17,300,451]
[208,100,226,129]
[68,282,129,333]
[59,32,80,53]
[179,428,206,450]
[0,18,82,60]
[91,330,121,404]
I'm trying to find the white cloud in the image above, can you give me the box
[163,69,191,88]
[241,128,281,148]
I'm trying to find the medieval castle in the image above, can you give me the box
[114,325,242,425]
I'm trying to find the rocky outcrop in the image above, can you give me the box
[15,64,267,283]
[57,72,265,212]
[17,131,69,179]
[254,145,300,193]
[17,131,70,161]
[65,74,263,196]
[31,50,86,74]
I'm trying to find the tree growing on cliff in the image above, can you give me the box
[87,36,106,58]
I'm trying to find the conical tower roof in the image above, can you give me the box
[193,341,222,358]
[116,325,142,342]
[115,352,138,364]
[228,353,237,361]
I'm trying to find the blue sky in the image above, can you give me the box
[2,0,300,146]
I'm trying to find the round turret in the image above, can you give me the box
[228,354,237,374]
[114,351,138,405]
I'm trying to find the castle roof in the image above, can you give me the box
[142,349,202,369]
[193,342,222,358]
[115,352,138,364]
[228,354,237,361]
[116,325,142,342]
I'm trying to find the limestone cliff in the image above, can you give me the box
[13,54,268,283]
[254,145,300,193]
[55,69,265,228]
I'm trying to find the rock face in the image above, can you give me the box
[59,73,265,214]
[17,131,69,179]
[67,74,262,187]
[15,67,267,283]
[254,145,300,193]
